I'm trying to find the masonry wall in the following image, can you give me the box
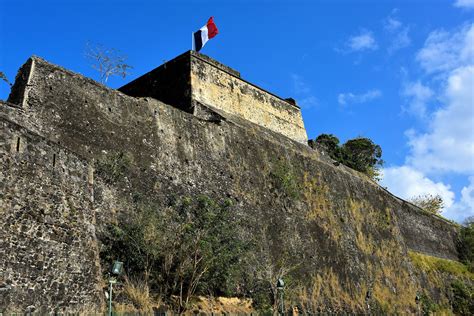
[190,52,308,143]
[119,52,192,113]
[119,51,308,144]
[0,117,104,313]
[0,56,461,313]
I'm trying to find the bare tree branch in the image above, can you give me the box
[0,71,12,87]
[85,42,133,84]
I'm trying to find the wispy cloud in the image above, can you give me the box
[406,25,474,175]
[291,74,310,94]
[346,30,378,52]
[337,89,382,106]
[416,23,474,74]
[384,10,411,53]
[384,9,402,32]
[402,81,433,118]
[299,96,319,109]
[385,17,402,32]
[383,23,474,223]
[290,74,319,109]
[381,166,455,208]
[405,65,474,175]
[454,0,474,9]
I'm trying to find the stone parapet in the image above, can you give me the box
[119,51,308,143]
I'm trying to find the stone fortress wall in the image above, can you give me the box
[189,52,308,143]
[119,51,308,144]
[0,115,104,312]
[0,55,461,313]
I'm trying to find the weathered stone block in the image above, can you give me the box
[119,51,308,143]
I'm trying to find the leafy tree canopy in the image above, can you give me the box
[458,221,474,273]
[309,134,383,181]
[408,194,444,215]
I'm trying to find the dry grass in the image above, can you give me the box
[302,172,341,242]
[409,251,474,280]
[293,268,366,313]
[121,276,154,313]
[186,296,254,315]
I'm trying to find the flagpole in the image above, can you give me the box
[191,32,194,51]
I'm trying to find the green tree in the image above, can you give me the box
[101,196,246,312]
[408,194,444,215]
[309,134,343,162]
[450,280,474,315]
[308,134,384,181]
[458,221,474,273]
[341,137,383,179]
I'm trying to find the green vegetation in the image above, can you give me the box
[417,292,443,315]
[308,134,343,162]
[308,134,383,181]
[101,196,247,313]
[408,251,474,279]
[450,280,474,315]
[270,160,300,199]
[409,193,444,215]
[95,152,133,184]
[458,221,474,272]
[409,251,474,315]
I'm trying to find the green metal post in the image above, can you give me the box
[280,289,284,316]
[109,279,113,316]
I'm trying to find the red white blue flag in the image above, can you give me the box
[193,17,219,52]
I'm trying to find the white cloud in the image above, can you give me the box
[406,65,474,174]
[291,74,310,94]
[347,30,378,52]
[338,89,382,105]
[299,96,319,109]
[402,81,434,118]
[416,23,474,74]
[291,74,318,109]
[443,176,474,222]
[385,16,402,32]
[382,167,474,223]
[405,24,474,175]
[389,27,411,53]
[454,0,474,9]
[384,10,411,53]
[384,22,474,223]
[381,166,455,208]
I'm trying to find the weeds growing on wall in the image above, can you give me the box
[458,222,474,273]
[269,160,301,199]
[95,152,133,184]
[409,250,474,314]
[101,196,248,313]
[450,280,474,315]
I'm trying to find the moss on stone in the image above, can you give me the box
[409,251,474,280]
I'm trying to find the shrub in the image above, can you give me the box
[308,134,383,181]
[409,194,444,215]
[95,152,133,184]
[123,276,153,312]
[450,280,474,315]
[101,196,247,313]
[270,161,300,199]
[458,222,474,273]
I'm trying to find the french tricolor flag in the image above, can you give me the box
[193,17,219,52]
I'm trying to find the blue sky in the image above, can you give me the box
[1,0,473,222]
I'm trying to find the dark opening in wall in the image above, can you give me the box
[16,137,20,152]
[53,153,56,167]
